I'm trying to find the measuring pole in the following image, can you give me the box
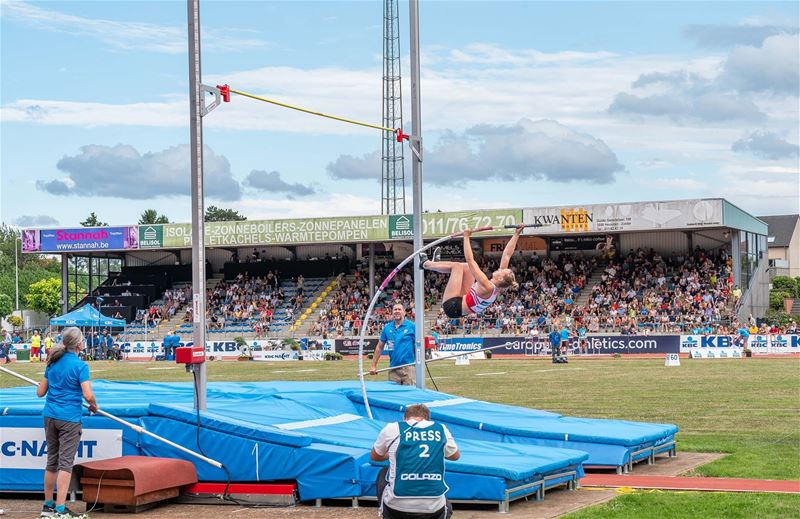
[188,0,207,410]
[408,0,425,389]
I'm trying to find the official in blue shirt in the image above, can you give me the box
[370,303,416,386]
[549,330,561,359]
[36,327,98,518]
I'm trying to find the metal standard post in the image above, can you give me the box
[188,0,207,410]
[408,0,424,389]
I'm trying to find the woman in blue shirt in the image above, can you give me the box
[36,327,98,518]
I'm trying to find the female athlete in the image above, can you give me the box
[421,224,524,318]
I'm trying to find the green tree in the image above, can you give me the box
[772,276,797,295]
[7,314,23,330]
[0,293,12,319]
[80,212,108,227]
[769,291,792,310]
[0,224,60,311]
[25,278,62,316]
[205,206,246,222]
[138,209,170,224]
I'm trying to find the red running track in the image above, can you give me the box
[581,474,800,494]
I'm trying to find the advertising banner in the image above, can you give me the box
[748,334,800,354]
[389,210,522,240]
[252,350,300,361]
[163,216,389,248]
[335,338,379,355]
[37,226,139,253]
[423,209,521,238]
[483,236,547,253]
[680,335,741,353]
[550,234,617,252]
[1,428,122,469]
[437,337,484,352]
[138,225,164,249]
[459,335,679,355]
[523,199,724,235]
[21,230,40,253]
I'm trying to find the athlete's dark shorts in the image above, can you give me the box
[442,297,463,319]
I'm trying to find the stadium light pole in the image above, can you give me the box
[188,0,207,410]
[408,0,425,389]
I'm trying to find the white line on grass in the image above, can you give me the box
[475,372,508,376]
[147,366,179,370]
[270,369,318,373]
[529,367,585,373]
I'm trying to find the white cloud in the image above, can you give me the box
[243,170,315,197]
[635,159,672,170]
[37,144,242,201]
[237,193,381,220]
[683,23,798,49]
[328,119,624,186]
[732,130,799,160]
[721,34,800,94]
[426,43,618,65]
[1,0,268,54]
[13,215,59,227]
[1,99,186,127]
[718,165,800,214]
[648,177,709,191]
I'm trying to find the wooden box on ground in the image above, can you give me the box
[79,455,197,513]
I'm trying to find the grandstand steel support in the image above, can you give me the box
[187,0,207,410]
[408,0,425,389]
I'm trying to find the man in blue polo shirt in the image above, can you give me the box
[549,329,562,363]
[370,302,416,385]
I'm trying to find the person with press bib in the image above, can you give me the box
[371,404,460,519]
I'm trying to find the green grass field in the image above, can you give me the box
[2,356,799,517]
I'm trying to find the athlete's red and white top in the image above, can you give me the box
[464,282,498,314]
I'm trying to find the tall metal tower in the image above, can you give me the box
[381,0,406,214]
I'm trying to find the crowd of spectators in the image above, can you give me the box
[315,247,753,338]
[199,272,285,335]
[311,266,421,338]
[580,247,735,335]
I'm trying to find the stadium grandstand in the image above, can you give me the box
[19,198,777,346]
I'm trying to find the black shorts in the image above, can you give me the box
[442,297,463,319]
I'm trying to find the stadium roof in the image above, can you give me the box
[758,214,800,248]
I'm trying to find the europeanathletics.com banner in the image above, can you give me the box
[441,336,680,355]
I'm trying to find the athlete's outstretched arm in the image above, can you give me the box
[463,230,493,291]
[499,224,525,269]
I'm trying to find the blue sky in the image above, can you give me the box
[1,0,798,228]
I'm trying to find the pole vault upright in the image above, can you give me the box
[408,0,425,389]
[187,0,207,410]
